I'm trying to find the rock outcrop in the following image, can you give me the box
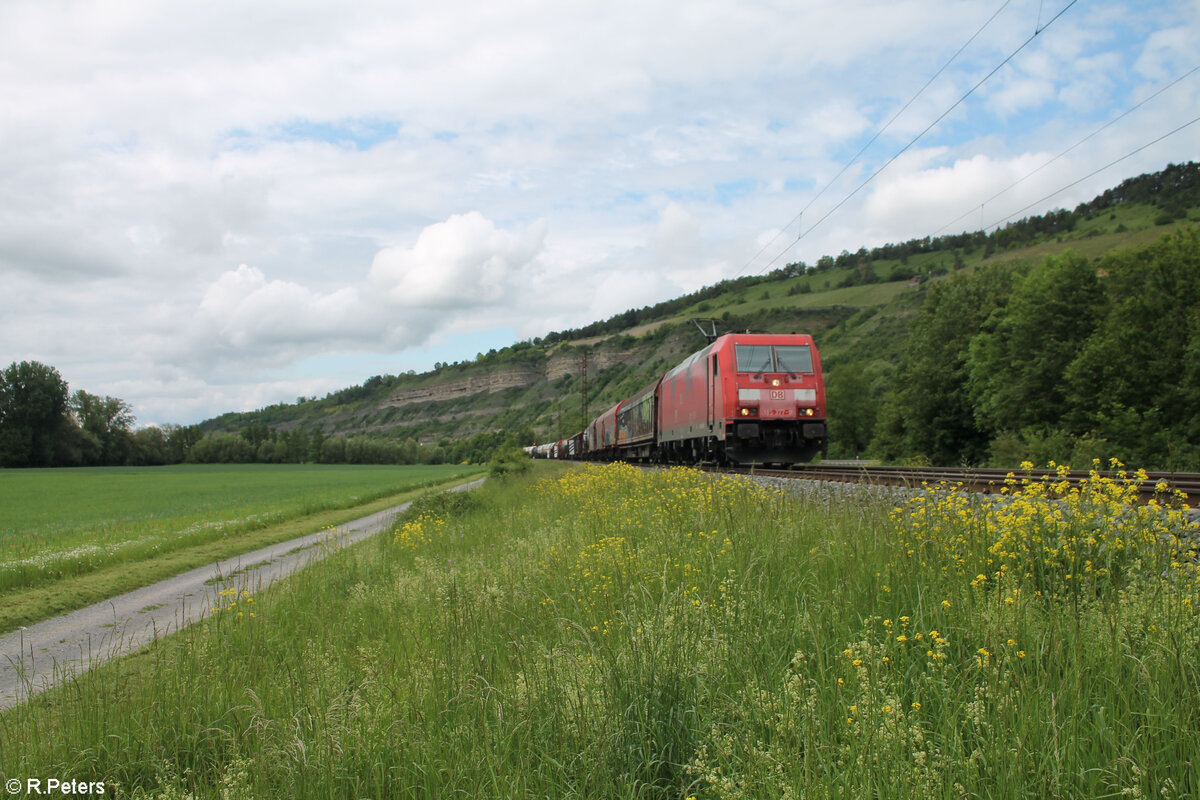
[382,342,653,408]
[383,368,542,408]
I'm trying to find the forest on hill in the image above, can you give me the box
[839,226,1200,470]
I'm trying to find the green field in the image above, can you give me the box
[0,464,481,629]
[3,462,1196,798]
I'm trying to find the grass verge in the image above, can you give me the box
[1,462,1197,799]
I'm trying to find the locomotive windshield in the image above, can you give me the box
[735,343,813,373]
[735,345,774,372]
[774,345,813,373]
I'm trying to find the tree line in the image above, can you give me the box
[828,226,1200,470]
[0,362,203,467]
[189,426,533,466]
[0,363,534,469]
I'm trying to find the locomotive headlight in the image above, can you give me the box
[741,408,750,416]
[771,378,781,387]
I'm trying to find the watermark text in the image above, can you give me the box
[6,779,105,796]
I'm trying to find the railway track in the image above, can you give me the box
[730,463,1200,508]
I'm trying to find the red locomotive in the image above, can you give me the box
[564,332,825,466]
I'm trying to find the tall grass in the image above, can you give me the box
[1,462,1196,798]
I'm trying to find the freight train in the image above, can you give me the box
[530,332,826,466]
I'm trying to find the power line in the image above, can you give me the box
[753,0,1081,276]
[982,113,1200,232]
[735,0,1014,276]
[934,61,1200,236]
[734,0,1017,275]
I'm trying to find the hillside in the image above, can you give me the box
[201,162,1200,465]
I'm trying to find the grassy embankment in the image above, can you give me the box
[2,461,1197,798]
[0,463,483,632]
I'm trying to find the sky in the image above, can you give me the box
[2,0,1198,426]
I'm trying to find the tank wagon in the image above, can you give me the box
[551,332,826,466]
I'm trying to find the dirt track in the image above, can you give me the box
[0,478,484,711]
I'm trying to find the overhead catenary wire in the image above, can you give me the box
[933,61,1200,237]
[735,0,1015,276]
[981,113,1200,233]
[750,0,1081,276]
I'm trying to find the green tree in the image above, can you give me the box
[1064,228,1200,467]
[825,361,883,458]
[164,424,203,463]
[320,436,347,463]
[283,428,309,463]
[131,426,172,465]
[0,361,70,467]
[873,266,1013,464]
[308,426,326,463]
[69,389,136,465]
[967,251,1104,436]
[188,433,255,463]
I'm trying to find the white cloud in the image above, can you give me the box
[861,150,1070,238]
[987,75,1057,117]
[196,264,366,348]
[368,212,547,310]
[1134,25,1198,81]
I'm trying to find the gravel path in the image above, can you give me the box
[0,478,485,711]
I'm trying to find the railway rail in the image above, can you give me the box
[729,463,1200,509]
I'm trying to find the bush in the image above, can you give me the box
[488,448,532,478]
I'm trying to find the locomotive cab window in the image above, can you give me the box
[735,345,774,373]
[774,345,813,373]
